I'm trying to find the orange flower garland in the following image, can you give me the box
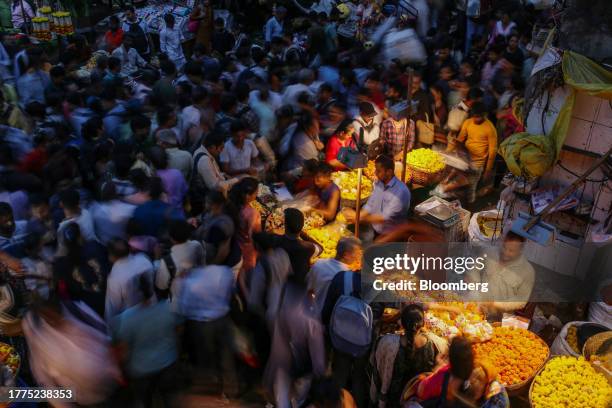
[472,326,548,386]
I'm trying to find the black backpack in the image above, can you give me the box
[126,22,148,55]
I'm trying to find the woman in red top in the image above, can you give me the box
[325,119,356,171]
[104,16,124,52]
[413,336,474,405]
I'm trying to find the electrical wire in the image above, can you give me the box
[556,161,610,183]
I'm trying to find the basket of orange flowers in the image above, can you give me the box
[472,326,549,396]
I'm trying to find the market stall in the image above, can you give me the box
[252,182,354,261]
[96,1,234,45]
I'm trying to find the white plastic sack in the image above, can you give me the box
[550,321,609,356]
[550,321,583,357]
[468,210,504,242]
[382,28,427,66]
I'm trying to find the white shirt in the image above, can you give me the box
[133,83,152,102]
[111,46,146,77]
[159,27,186,70]
[56,209,98,256]
[105,253,155,320]
[219,139,259,173]
[181,105,201,139]
[11,1,34,28]
[192,146,240,194]
[166,147,193,181]
[90,200,135,245]
[282,83,314,109]
[249,93,278,141]
[264,16,283,43]
[352,114,382,145]
[155,240,205,299]
[307,258,349,315]
[249,89,282,112]
[176,265,235,321]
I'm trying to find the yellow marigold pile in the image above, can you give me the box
[332,170,373,200]
[531,356,612,408]
[406,148,445,173]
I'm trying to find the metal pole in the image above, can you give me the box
[523,145,612,232]
[354,167,363,238]
[400,68,414,184]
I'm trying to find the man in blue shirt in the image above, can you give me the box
[345,155,411,237]
[111,273,182,407]
[132,177,183,237]
[16,48,50,107]
[264,6,286,48]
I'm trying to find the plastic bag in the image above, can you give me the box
[468,210,504,242]
[549,321,608,356]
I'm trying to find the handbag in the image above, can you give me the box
[416,113,435,145]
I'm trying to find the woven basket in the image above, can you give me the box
[529,355,612,406]
[406,163,446,186]
[583,330,612,376]
[486,324,550,397]
[583,331,612,359]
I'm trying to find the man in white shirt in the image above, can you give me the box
[111,34,147,77]
[11,0,34,31]
[90,182,135,245]
[249,87,278,142]
[307,237,362,315]
[155,220,205,300]
[264,6,286,47]
[175,263,238,395]
[219,120,260,177]
[56,189,97,256]
[160,14,186,71]
[282,68,315,109]
[468,232,535,317]
[105,238,155,321]
[156,129,193,181]
[352,101,381,145]
[181,269,231,320]
[192,133,241,198]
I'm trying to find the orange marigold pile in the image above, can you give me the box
[472,326,548,386]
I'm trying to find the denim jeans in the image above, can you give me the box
[331,349,369,408]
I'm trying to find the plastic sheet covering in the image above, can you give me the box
[500,51,612,178]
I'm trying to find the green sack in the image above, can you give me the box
[499,132,555,179]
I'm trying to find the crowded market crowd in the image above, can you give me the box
[0,1,610,408]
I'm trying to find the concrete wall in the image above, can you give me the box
[559,0,612,63]
[526,88,612,226]
[521,88,612,278]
